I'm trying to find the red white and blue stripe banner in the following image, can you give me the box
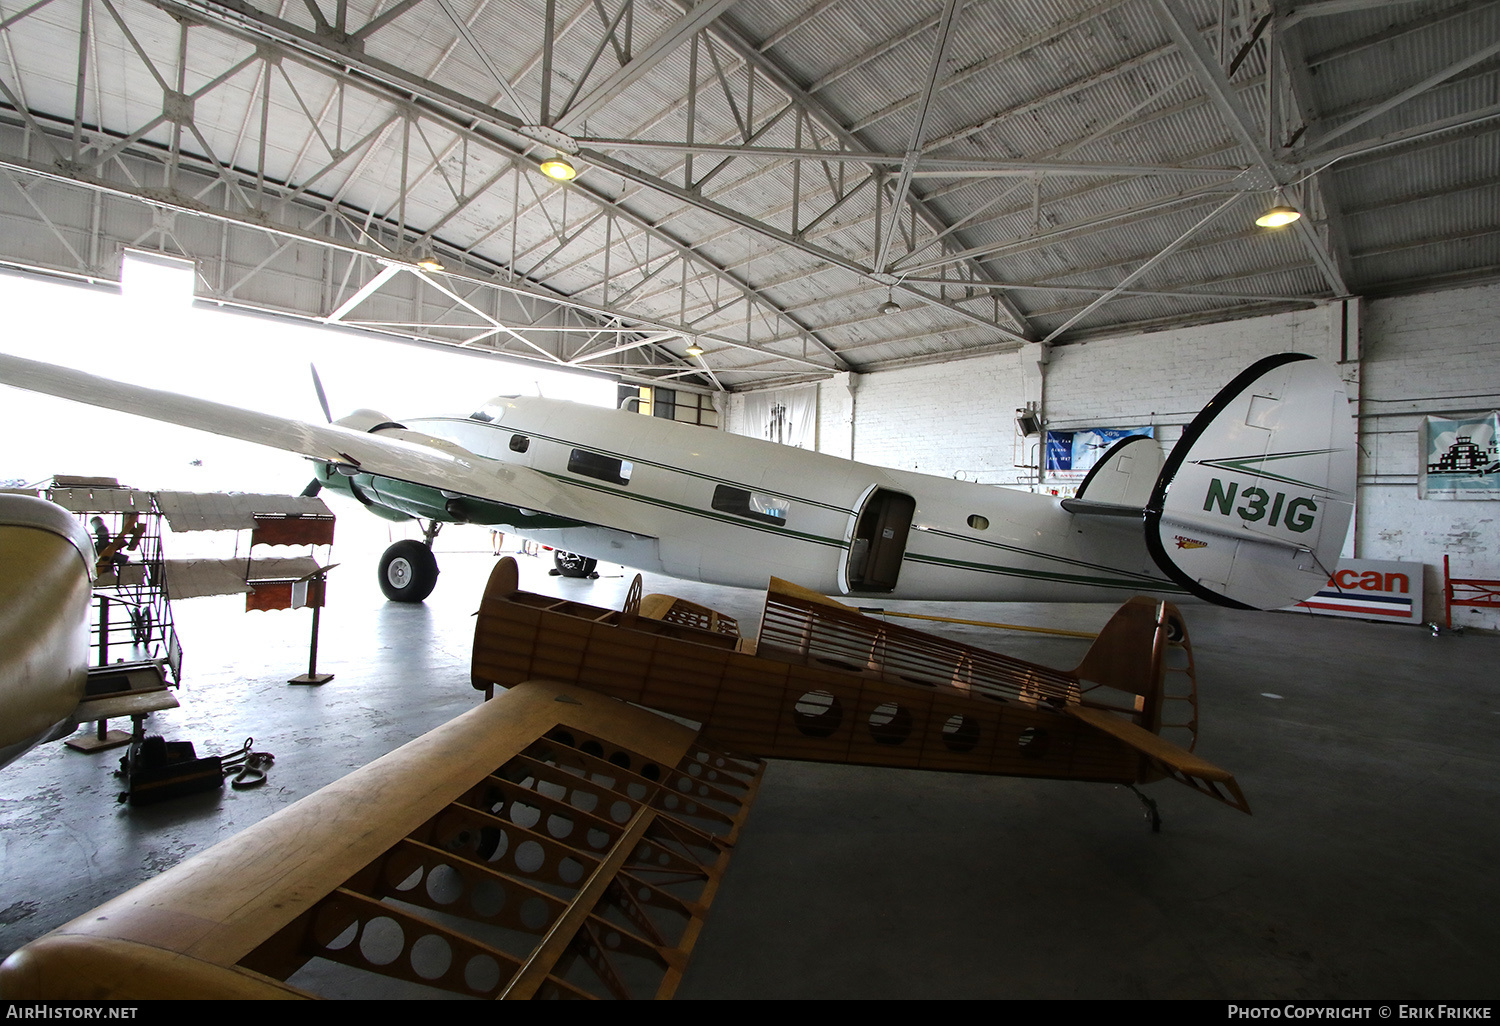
[1285,558,1423,623]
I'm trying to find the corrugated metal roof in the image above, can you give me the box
[0,0,1493,389]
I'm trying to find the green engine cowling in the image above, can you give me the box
[311,463,582,531]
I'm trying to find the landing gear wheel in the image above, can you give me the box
[378,540,440,602]
[130,607,153,645]
[553,551,598,579]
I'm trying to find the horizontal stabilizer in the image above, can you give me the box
[1060,498,1143,518]
[1066,705,1249,814]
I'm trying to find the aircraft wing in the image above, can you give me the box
[0,679,766,999]
[0,352,662,540]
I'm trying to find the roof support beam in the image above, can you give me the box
[1293,102,1500,173]
[566,330,684,365]
[1148,0,1348,296]
[326,261,400,322]
[554,0,741,130]
[1303,36,1500,152]
[0,144,833,375]
[434,0,536,124]
[1041,193,1243,343]
[1280,0,1430,28]
[571,137,1245,178]
[132,0,843,375]
[688,0,1035,338]
[872,0,960,274]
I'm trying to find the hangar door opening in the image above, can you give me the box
[846,488,915,593]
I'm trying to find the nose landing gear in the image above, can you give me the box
[551,551,599,579]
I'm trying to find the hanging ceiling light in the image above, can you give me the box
[1255,205,1301,228]
[416,251,444,273]
[878,287,902,315]
[685,343,704,357]
[539,155,577,181]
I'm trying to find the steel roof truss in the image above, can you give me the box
[1150,0,1348,296]
[131,0,833,371]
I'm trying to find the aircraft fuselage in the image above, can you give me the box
[338,396,1180,602]
[0,350,1354,610]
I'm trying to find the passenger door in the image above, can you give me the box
[846,488,915,592]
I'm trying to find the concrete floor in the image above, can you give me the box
[1,543,1497,1000]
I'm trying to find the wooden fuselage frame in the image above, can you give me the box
[472,559,1246,811]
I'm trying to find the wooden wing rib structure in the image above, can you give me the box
[0,680,763,1000]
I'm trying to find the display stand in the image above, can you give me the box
[1444,554,1500,630]
[288,565,335,685]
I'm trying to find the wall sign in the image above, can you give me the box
[1419,413,1499,499]
[1286,558,1423,623]
[1044,427,1154,480]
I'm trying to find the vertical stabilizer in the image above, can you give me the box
[1145,355,1356,610]
[1073,435,1163,507]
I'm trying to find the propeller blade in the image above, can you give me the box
[310,363,332,423]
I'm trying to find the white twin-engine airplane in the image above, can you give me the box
[0,351,1355,612]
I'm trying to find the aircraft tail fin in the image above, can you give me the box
[1073,435,1162,507]
[1143,354,1356,610]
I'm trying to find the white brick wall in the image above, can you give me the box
[1044,306,1339,429]
[1358,283,1500,631]
[725,283,1500,629]
[815,373,855,460]
[837,355,1027,480]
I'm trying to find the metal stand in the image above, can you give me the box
[67,595,139,752]
[66,717,131,753]
[1126,784,1162,832]
[289,567,334,685]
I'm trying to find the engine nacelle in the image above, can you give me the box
[333,408,405,433]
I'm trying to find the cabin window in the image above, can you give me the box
[469,409,494,423]
[967,514,989,530]
[568,448,633,485]
[509,434,530,453]
[712,485,789,526]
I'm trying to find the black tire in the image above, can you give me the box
[553,551,598,579]
[130,607,153,645]
[378,540,439,602]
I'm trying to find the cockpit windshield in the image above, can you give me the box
[469,396,520,423]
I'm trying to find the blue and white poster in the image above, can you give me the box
[1420,413,1500,500]
[1045,427,1154,480]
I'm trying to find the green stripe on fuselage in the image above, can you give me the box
[920,527,1166,584]
[322,436,1171,596]
[905,551,1185,593]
